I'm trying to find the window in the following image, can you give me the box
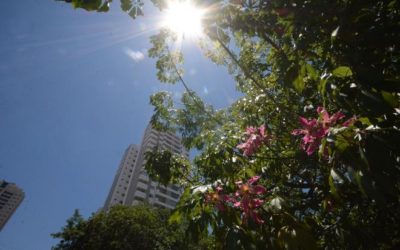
[134,196,144,202]
[1,194,11,199]
[156,195,166,203]
[167,199,176,206]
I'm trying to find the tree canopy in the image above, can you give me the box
[59,0,400,249]
[51,204,216,250]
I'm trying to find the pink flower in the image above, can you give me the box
[342,116,357,127]
[233,176,266,224]
[237,125,270,156]
[204,176,267,225]
[292,116,327,155]
[317,107,346,128]
[205,186,232,211]
[247,175,261,185]
[292,107,356,155]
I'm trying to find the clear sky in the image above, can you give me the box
[0,1,239,249]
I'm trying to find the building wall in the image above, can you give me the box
[103,145,139,211]
[0,180,25,231]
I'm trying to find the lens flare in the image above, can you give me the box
[163,1,204,37]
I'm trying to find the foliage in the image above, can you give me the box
[59,0,400,249]
[51,209,86,250]
[52,204,216,250]
[144,148,192,186]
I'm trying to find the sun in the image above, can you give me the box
[163,0,205,38]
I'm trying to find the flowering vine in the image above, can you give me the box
[237,125,271,156]
[292,107,356,155]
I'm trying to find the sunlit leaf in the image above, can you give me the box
[332,66,353,78]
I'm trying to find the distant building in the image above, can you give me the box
[0,180,25,231]
[103,145,139,210]
[104,124,188,211]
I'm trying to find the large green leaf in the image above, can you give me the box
[332,66,353,78]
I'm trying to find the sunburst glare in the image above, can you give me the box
[162,0,205,38]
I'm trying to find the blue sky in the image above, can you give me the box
[0,1,238,249]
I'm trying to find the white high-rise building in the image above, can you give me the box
[103,145,139,211]
[0,180,25,231]
[104,124,188,210]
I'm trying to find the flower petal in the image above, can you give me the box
[252,198,264,207]
[259,124,266,137]
[234,201,242,208]
[299,117,310,127]
[252,185,266,195]
[247,176,260,185]
[245,127,257,135]
[343,116,356,127]
[330,111,345,124]
[318,107,330,124]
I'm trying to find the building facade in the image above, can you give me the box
[104,124,188,210]
[103,145,139,211]
[0,180,25,231]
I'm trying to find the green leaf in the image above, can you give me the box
[381,91,398,108]
[169,210,182,224]
[329,174,339,198]
[67,0,103,11]
[318,77,328,96]
[334,132,352,152]
[293,74,305,92]
[332,66,353,78]
[358,117,372,126]
[120,0,132,11]
[305,64,317,80]
[292,64,307,92]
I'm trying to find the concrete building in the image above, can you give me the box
[103,145,139,211]
[104,124,188,211]
[0,180,25,231]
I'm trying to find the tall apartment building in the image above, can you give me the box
[103,145,139,211]
[104,124,188,211]
[0,180,25,231]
